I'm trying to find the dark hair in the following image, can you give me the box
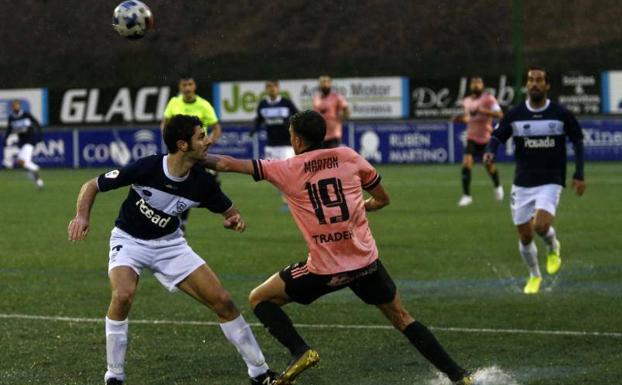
[178,73,194,81]
[164,115,202,153]
[470,75,483,81]
[527,65,549,84]
[266,79,279,86]
[289,110,326,146]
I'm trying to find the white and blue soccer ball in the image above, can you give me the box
[112,1,153,39]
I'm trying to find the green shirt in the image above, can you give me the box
[163,95,219,131]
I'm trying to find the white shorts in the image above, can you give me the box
[108,227,206,292]
[18,143,34,163]
[510,184,563,225]
[264,145,295,160]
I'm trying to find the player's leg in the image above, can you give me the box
[482,148,503,201]
[458,150,474,206]
[17,143,43,188]
[105,266,139,384]
[350,260,471,384]
[177,264,274,381]
[511,186,542,293]
[534,185,563,274]
[250,262,337,384]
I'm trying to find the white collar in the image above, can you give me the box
[162,155,189,182]
[525,98,550,113]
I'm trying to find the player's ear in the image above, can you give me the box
[176,139,188,152]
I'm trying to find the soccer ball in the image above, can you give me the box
[112,1,153,39]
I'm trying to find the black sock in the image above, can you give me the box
[254,301,309,357]
[403,321,466,382]
[489,170,500,187]
[461,167,471,195]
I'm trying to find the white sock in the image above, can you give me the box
[519,240,541,278]
[219,315,269,378]
[105,317,128,382]
[539,226,557,252]
[24,161,40,172]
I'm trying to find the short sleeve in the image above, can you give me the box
[252,158,290,192]
[199,174,233,213]
[486,95,501,112]
[338,94,349,109]
[163,98,175,119]
[96,158,150,192]
[202,101,219,127]
[355,154,381,190]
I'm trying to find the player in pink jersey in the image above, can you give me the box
[204,110,473,385]
[312,75,350,148]
[455,76,504,207]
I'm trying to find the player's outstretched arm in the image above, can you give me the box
[68,178,99,241]
[203,154,254,175]
[365,182,390,212]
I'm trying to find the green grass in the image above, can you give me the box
[1,163,621,385]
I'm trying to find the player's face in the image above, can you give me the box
[11,100,21,112]
[319,77,331,94]
[527,70,549,102]
[266,82,279,99]
[184,126,211,160]
[179,79,197,100]
[470,78,484,95]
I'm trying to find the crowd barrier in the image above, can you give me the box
[2,120,621,169]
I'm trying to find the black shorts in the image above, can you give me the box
[464,139,488,159]
[279,259,397,305]
[322,138,341,149]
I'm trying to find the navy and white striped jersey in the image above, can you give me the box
[97,155,232,240]
[5,110,41,146]
[254,96,299,146]
[489,99,584,187]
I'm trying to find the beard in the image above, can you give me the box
[529,90,545,103]
[471,88,483,97]
[320,87,331,96]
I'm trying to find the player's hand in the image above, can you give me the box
[68,216,90,241]
[483,152,495,165]
[572,179,586,196]
[223,213,246,233]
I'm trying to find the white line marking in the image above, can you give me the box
[1,313,621,338]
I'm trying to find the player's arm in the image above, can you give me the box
[203,154,254,175]
[565,112,586,196]
[68,178,99,241]
[222,205,246,232]
[483,116,512,164]
[251,105,263,136]
[27,112,43,141]
[364,182,390,212]
[339,100,351,121]
[3,122,13,146]
[160,117,170,132]
[208,122,222,142]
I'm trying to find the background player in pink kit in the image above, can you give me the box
[312,75,350,148]
[456,76,504,207]
[204,110,473,385]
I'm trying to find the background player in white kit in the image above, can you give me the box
[68,115,277,385]
[485,67,586,294]
[3,99,44,189]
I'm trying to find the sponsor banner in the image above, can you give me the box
[0,88,48,126]
[411,75,519,118]
[78,128,162,167]
[213,77,409,122]
[353,121,450,164]
[50,86,172,125]
[1,131,73,168]
[558,72,600,115]
[580,120,622,160]
[601,71,622,114]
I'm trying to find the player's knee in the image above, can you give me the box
[519,233,534,244]
[248,287,268,309]
[16,159,25,167]
[534,222,550,236]
[111,289,135,308]
[212,290,237,316]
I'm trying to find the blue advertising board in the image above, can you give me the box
[78,128,162,168]
[351,121,451,164]
[1,131,73,168]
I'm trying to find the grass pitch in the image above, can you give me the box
[1,162,621,385]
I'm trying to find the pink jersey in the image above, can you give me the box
[462,92,501,144]
[312,91,349,141]
[252,147,380,275]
